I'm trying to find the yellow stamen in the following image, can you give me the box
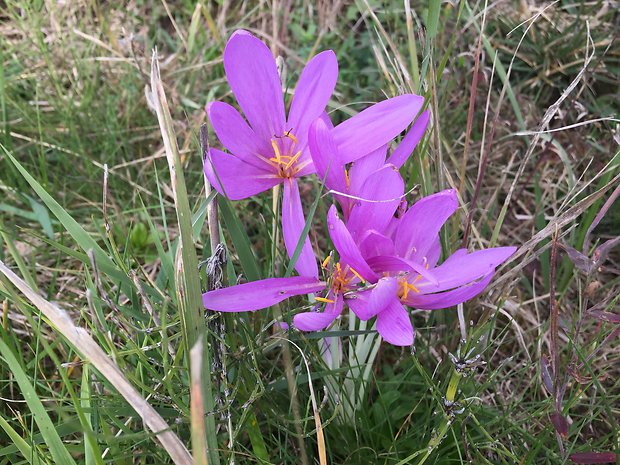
[407,282,420,293]
[286,131,298,144]
[270,139,282,163]
[398,277,421,300]
[321,255,331,268]
[344,168,350,189]
[348,266,366,284]
[315,296,335,304]
[284,150,302,169]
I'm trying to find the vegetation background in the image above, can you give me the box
[0,0,618,464]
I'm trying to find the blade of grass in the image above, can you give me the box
[284,178,325,278]
[150,51,220,465]
[0,260,193,465]
[1,144,131,288]
[0,337,78,465]
[218,197,261,281]
[0,414,36,464]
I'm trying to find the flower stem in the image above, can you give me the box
[272,303,309,465]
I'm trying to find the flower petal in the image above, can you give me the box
[224,30,285,142]
[346,290,371,320]
[205,148,280,200]
[426,236,442,268]
[394,189,458,261]
[308,118,346,193]
[282,180,319,278]
[366,255,438,285]
[386,110,430,168]
[206,101,269,169]
[333,94,425,163]
[358,230,395,259]
[347,165,404,239]
[348,145,388,194]
[327,205,377,282]
[287,50,338,149]
[294,294,343,331]
[367,277,398,319]
[404,272,494,310]
[417,247,517,292]
[376,298,415,346]
[203,277,324,311]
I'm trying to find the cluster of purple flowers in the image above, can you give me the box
[202,30,516,346]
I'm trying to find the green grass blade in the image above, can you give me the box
[426,0,441,39]
[0,338,78,465]
[0,414,37,464]
[1,144,130,287]
[218,198,261,281]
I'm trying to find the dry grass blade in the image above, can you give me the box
[0,260,193,465]
[190,338,209,465]
[491,176,620,290]
[150,50,220,465]
[491,20,596,244]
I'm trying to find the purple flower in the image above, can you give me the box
[202,189,515,347]
[346,189,517,346]
[205,30,426,278]
[204,30,338,278]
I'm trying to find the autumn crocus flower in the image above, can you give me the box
[204,30,338,278]
[346,189,517,346]
[205,30,426,278]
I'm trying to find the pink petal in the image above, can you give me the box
[308,119,346,193]
[366,255,438,285]
[203,277,324,311]
[206,101,269,170]
[417,247,517,293]
[204,148,280,200]
[333,94,425,163]
[287,50,338,149]
[376,298,414,346]
[348,145,388,195]
[386,110,430,168]
[294,293,343,331]
[327,205,377,282]
[224,30,285,142]
[394,190,458,261]
[345,290,371,320]
[282,180,318,278]
[358,230,395,259]
[319,111,334,129]
[365,277,398,319]
[343,278,397,321]
[347,165,404,239]
[404,272,494,310]
[426,236,442,268]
